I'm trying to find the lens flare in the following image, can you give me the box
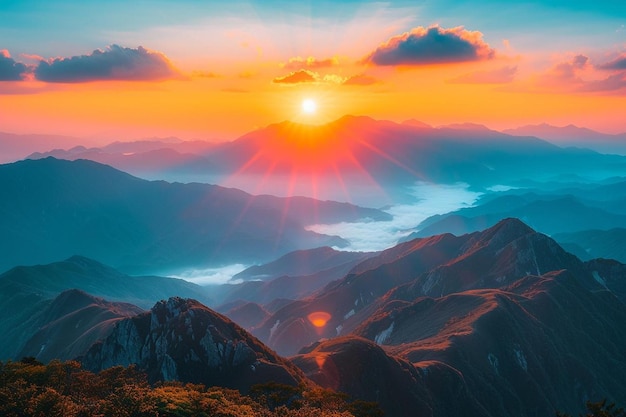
[307,311,331,328]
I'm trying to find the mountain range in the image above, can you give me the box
[22,116,626,204]
[0,157,388,274]
[504,123,626,154]
[2,218,625,417]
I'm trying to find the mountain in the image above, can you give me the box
[255,218,596,356]
[82,297,307,392]
[20,117,626,204]
[206,115,619,187]
[0,131,83,163]
[210,247,378,308]
[17,289,143,363]
[232,246,375,282]
[283,219,626,416]
[554,228,626,264]
[292,336,487,417]
[504,123,626,154]
[0,255,211,360]
[346,269,626,417]
[27,139,218,179]
[223,302,271,329]
[0,157,388,274]
[0,255,212,309]
[411,194,626,239]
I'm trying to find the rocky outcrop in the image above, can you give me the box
[82,297,306,392]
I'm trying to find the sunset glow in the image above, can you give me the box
[0,1,624,141]
[302,99,317,114]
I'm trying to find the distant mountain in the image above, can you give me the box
[411,193,626,239]
[18,289,143,363]
[82,297,306,392]
[232,246,375,282]
[438,122,493,131]
[0,255,212,309]
[20,117,626,203]
[207,115,616,188]
[504,123,626,154]
[27,139,218,178]
[223,302,270,329]
[0,157,388,274]
[0,131,84,163]
[554,228,626,264]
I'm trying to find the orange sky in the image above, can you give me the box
[1,1,625,142]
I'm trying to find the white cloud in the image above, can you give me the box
[170,264,247,286]
[306,182,481,251]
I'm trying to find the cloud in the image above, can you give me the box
[282,56,339,70]
[598,54,626,70]
[550,54,589,81]
[272,69,348,85]
[34,45,182,83]
[0,50,29,81]
[191,70,220,78]
[578,72,626,92]
[273,69,318,84]
[508,54,626,94]
[343,73,381,86]
[306,183,481,252]
[448,65,517,84]
[364,25,495,66]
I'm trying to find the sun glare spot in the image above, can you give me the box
[307,311,331,328]
[302,99,317,114]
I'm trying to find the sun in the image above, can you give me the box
[301,99,317,114]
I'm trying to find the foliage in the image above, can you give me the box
[556,399,626,417]
[0,359,383,417]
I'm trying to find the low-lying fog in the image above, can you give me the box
[169,182,481,286]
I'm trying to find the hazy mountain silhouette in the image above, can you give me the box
[504,123,626,154]
[0,157,388,274]
[0,255,212,308]
[0,131,83,163]
[555,228,626,264]
[204,115,621,188]
[411,193,626,239]
[20,117,626,202]
[232,246,375,282]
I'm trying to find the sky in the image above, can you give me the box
[1,0,625,142]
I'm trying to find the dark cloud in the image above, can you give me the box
[552,54,588,80]
[598,54,626,70]
[578,72,626,92]
[272,69,317,84]
[282,56,339,70]
[448,66,517,84]
[0,50,29,81]
[34,45,182,83]
[364,25,494,66]
[343,74,381,86]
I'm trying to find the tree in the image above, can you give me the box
[557,399,626,417]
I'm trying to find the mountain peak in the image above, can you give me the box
[469,218,536,250]
[83,296,305,391]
